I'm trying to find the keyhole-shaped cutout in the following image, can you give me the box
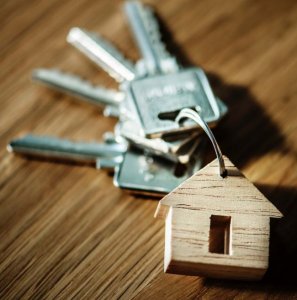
[209,215,232,255]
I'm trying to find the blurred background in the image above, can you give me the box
[1,0,297,299]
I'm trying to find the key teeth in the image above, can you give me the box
[125,1,178,74]
[33,68,91,88]
[142,5,171,60]
[31,68,124,106]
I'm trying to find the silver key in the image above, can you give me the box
[122,68,222,138]
[31,67,201,163]
[124,1,179,75]
[32,68,124,108]
[67,27,136,82]
[116,120,200,164]
[114,144,204,196]
[7,1,227,197]
[123,2,227,137]
[8,134,127,164]
[66,16,225,138]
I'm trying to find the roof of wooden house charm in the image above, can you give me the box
[155,156,282,281]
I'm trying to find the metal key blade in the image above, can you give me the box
[114,146,204,196]
[32,69,124,108]
[8,135,127,163]
[124,1,178,74]
[115,120,200,164]
[67,27,136,82]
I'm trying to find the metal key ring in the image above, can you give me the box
[175,108,227,177]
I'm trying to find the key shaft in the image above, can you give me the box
[67,27,136,82]
[8,135,127,163]
[32,69,124,108]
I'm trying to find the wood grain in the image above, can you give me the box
[0,0,297,299]
[156,157,282,280]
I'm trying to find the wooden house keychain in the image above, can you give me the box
[154,108,282,281]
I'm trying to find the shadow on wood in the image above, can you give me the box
[260,184,297,284]
[156,9,290,169]
[206,77,292,169]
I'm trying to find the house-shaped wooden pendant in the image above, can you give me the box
[155,156,282,280]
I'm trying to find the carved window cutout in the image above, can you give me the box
[209,215,231,255]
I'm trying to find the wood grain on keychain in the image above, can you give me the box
[155,156,282,280]
[0,0,297,299]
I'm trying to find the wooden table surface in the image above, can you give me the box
[1,0,297,299]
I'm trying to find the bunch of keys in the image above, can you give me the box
[8,1,228,196]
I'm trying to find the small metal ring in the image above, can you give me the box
[175,108,227,177]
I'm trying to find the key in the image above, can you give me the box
[32,68,124,108]
[31,67,200,163]
[112,112,208,197]
[114,143,205,196]
[122,67,224,138]
[8,134,127,164]
[7,1,229,198]
[65,16,226,138]
[67,27,136,82]
[124,1,179,75]
[115,120,201,164]
[32,69,226,137]
[7,133,204,195]
[123,1,227,138]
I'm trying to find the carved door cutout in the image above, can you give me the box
[209,215,231,255]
